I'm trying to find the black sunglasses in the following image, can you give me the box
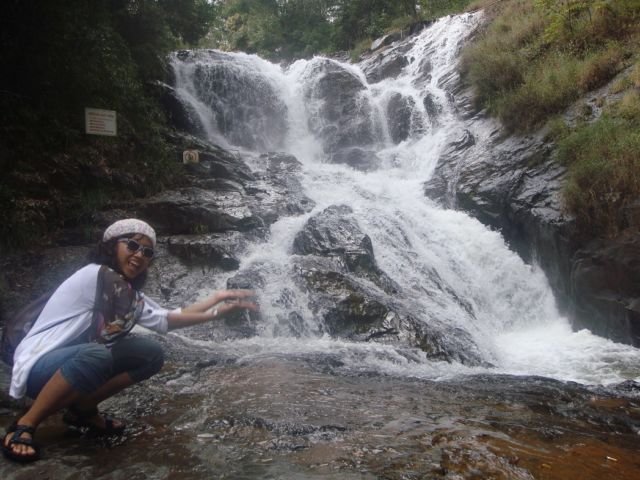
[119,238,155,259]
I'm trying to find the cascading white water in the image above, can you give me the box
[169,12,640,385]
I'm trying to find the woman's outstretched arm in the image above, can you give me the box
[166,289,258,330]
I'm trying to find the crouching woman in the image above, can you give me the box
[2,218,258,463]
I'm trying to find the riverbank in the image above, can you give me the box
[2,344,640,479]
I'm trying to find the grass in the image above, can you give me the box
[559,113,640,236]
[460,0,640,237]
[460,1,640,132]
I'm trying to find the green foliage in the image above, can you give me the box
[0,0,214,251]
[213,0,473,59]
[496,53,581,130]
[460,0,640,131]
[217,0,333,58]
[331,0,421,51]
[460,0,640,237]
[558,113,640,236]
[419,0,474,18]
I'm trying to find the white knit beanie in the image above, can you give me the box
[102,218,156,247]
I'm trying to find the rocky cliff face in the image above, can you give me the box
[348,17,640,348]
[2,17,638,357]
[423,78,640,347]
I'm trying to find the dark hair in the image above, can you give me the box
[88,235,148,290]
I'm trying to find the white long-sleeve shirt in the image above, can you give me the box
[10,263,169,399]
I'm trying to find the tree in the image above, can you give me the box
[0,0,217,248]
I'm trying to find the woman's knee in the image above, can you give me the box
[60,344,113,393]
[143,341,165,378]
[113,337,165,382]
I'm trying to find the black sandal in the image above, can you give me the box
[2,423,41,463]
[62,406,126,436]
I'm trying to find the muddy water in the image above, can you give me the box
[2,336,640,480]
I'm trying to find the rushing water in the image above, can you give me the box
[168,12,640,387]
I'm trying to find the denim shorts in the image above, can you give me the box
[26,335,164,399]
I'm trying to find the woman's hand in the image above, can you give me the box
[180,289,256,314]
[211,291,260,318]
[167,289,259,330]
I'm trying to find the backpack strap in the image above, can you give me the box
[88,265,108,341]
[8,265,110,345]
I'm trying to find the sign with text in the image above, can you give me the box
[85,108,117,136]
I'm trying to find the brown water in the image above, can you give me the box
[2,350,640,480]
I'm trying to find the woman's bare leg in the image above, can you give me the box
[4,370,78,457]
[5,370,135,456]
[70,372,134,429]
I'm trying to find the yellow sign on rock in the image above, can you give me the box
[85,108,117,136]
[183,150,200,164]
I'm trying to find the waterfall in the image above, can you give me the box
[168,13,640,385]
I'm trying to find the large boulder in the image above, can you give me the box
[301,59,378,154]
[247,152,315,225]
[329,147,381,171]
[292,205,395,292]
[290,205,486,365]
[571,231,640,345]
[386,93,417,144]
[140,187,264,236]
[425,75,640,346]
[170,50,289,152]
[292,255,486,366]
[361,48,410,84]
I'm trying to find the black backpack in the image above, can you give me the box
[0,265,108,366]
[1,290,56,366]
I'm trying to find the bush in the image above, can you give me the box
[461,0,640,132]
[559,115,640,236]
[611,90,640,122]
[577,43,626,92]
[496,53,580,130]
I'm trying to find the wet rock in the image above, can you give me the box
[302,59,377,153]
[386,93,416,144]
[423,93,441,122]
[412,321,488,366]
[292,256,395,338]
[292,254,484,365]
[164,131,255,184]
[370,31,404,52]
[362,21,434,83]
[423,65,640,345]
[289,204,483,363]
[571,231,640,346]
[293,205,392,288]
[329,147,381,171]
[425,126,577,316]
[154,81,205,136]
[246,152,315,224]
[226,268,266,291]
[170,50,289,151]
[140,187,264,236]
[3,357,640,480]
[166,232,249,271]
[362,50,410,84]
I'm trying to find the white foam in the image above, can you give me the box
[169,12,640,386]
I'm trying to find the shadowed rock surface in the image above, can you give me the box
[2,352,639,480]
